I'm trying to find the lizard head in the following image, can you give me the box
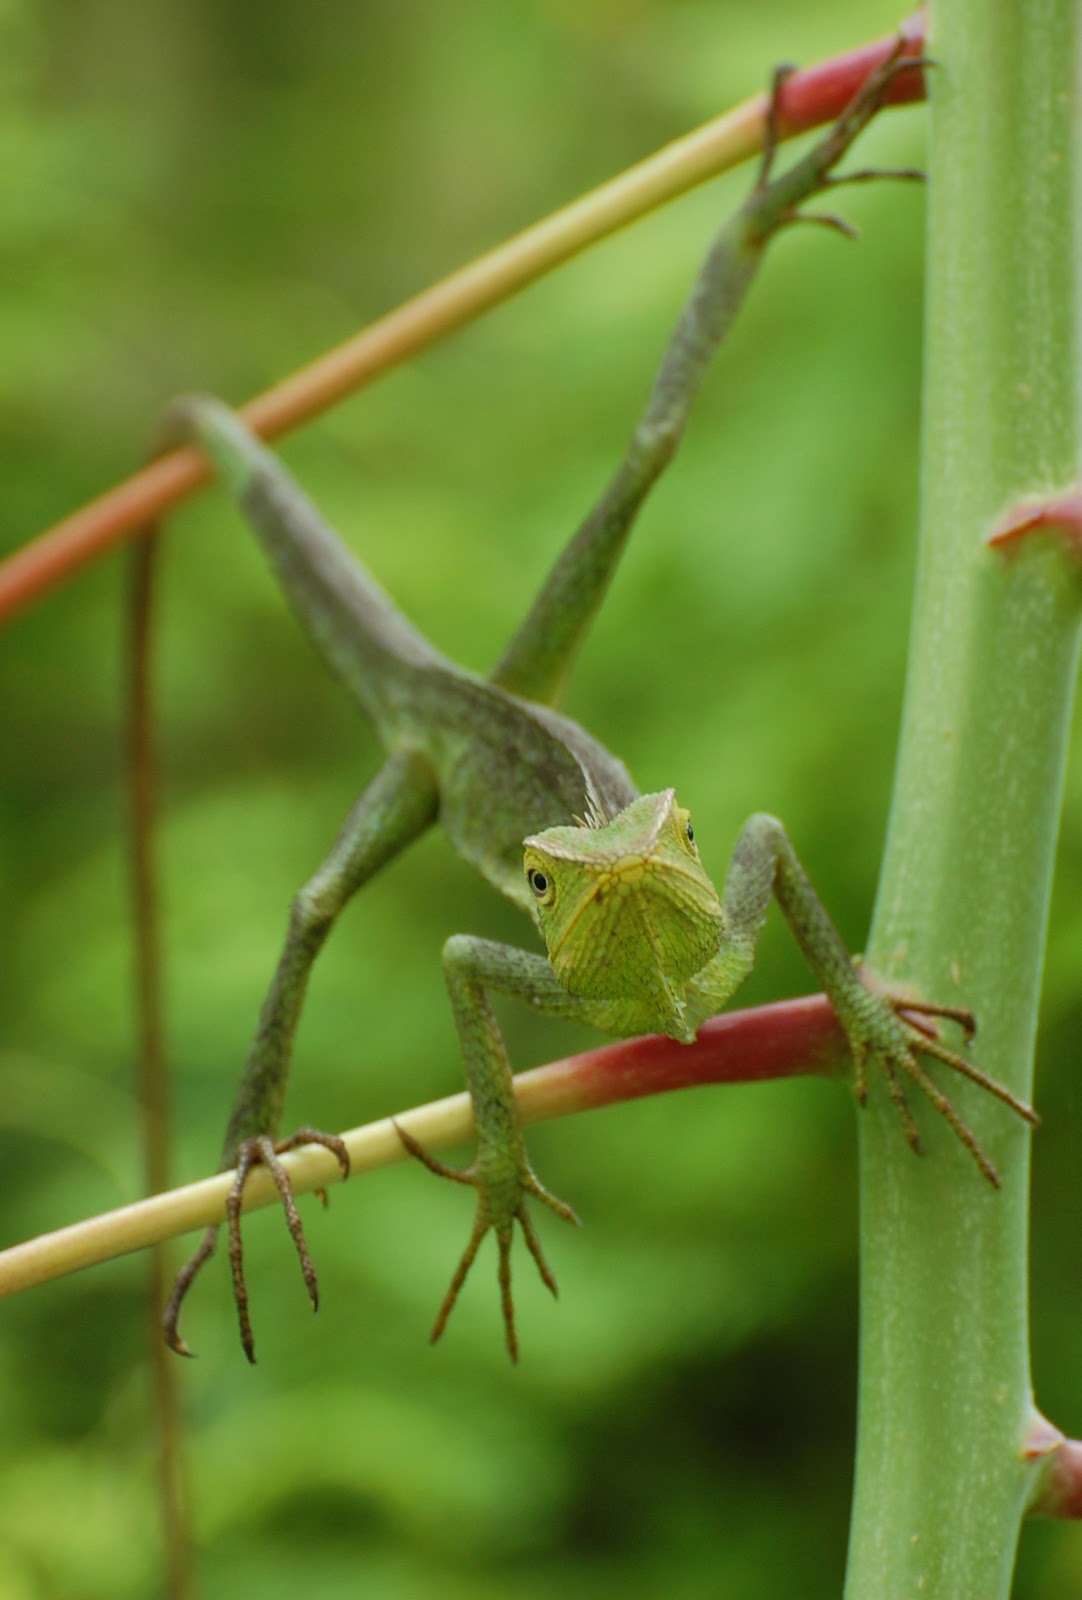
[522,789,724,1004]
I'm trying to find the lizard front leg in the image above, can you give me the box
[165,747,438,1361]
[397,938,598,1362]
[701,814,1039,1184]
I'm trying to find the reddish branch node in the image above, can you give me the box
[1023,1415,1082,1520]
[989,492,1082,563]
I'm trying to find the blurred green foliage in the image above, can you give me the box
[2,2,1081,1595]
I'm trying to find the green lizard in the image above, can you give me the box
[156,50,1037,1364]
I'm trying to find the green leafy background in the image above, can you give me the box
[2,2,1081,1595]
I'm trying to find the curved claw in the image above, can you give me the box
[897,996,978,1043]
[275,1125,352,1179]
[162,1223,218,1356]
[755,63,797,190]
[394,1120,579,1362]
[820,166,926,189]
[782,209,860,240]
[878,1051,923,1157]
[393,1120,475,1186]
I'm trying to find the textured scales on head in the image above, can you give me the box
[522,790,725,1020]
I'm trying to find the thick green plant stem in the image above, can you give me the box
[846,4,1081,1596]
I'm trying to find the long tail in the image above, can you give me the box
[159,396,447,731]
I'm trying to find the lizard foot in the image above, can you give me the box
[754,39,930,240]
[846,983,1039,1187]
[162,1126,350,1363]
[394,1121,579,1362]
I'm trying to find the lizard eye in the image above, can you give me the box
[685,821,695,844]
[528,867,551,897]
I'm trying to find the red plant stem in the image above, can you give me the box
[0,17,925,625]
[774,11,925,137]
[516,993,842,1122]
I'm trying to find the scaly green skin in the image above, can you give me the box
[158,50,1034,1365]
